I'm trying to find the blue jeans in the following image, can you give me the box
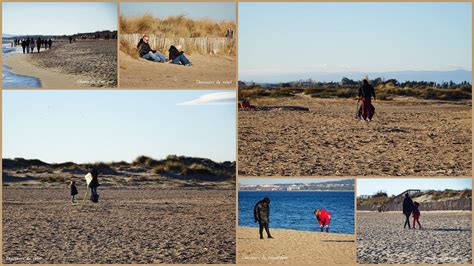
[90,187,99,202]
[171,54,190,65]
[143,52,166,62]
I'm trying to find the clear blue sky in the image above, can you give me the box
[357,178,472,196]
[2,2,117,35]
[3,90,236,164]
[239,2,472,80]
[121,2,236,22]
[239,178,352,185]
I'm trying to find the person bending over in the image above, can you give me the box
[315,208,331,232]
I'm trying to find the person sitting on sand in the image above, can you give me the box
[168,45,192,66]
[357,76,376,121]
[412,201,422,229]
[403,193,414,229]
[137,35,167,63]
[254,197,273,239]
[88,168,100,203]
[314,208,331,232]
[70,180,78,203]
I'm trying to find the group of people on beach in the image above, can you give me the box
[136,35,192,66]
[69,168,101,204]
[253,197,332,239]
[403,193,422,229]
[13,38,53,54]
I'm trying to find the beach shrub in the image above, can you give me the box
[120,39,139,59]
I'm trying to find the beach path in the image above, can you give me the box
[119,52,236,89]
[237,226,355,264]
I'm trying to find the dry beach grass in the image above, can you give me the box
[238,96,471,176]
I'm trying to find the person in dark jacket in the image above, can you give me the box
[168,45,192,66]
[70,180,78,203]
[137,35,166,62]
[21,39,26,54]
[402,193,414,229]
[48,39,52,49]
[89,168,100,203]
[36,37,42,53]
[254,197,273,239]
[357,76,376,121]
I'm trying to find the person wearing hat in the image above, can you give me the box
[254,196,273,239]
[358,75,376,121]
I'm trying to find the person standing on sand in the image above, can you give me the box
[29,39,35,53]
[314,208,331,232]
[36,37,42,53]
[21,39,26,54]
[137,35,167,63]
[357,76,376,121]
[254,197,273,239]
[412,201,422,229]
[88,168,100,203]
[25,38,30,54]
[70,180,78,203]
[403,193,414,229]
[48,39,52,50]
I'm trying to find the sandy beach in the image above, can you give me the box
[3,40,117,88]
[3,187,235,264]
[238,96,471,176]
[237,227,355,264]
[119,51,236,89]
[357,211,472,264]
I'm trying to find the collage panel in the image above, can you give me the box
[237,177,355,264]
[237,2,472,177]
[118,1,237,89]
[357,178,472,264]
[2,2,118,89]
[2,90,237,264]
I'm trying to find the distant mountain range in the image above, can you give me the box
[239,179,354,191]
[241,70,472,84]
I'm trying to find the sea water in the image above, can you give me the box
[2,42,41,88]
[238,190,354,234]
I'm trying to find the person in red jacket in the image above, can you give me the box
[314,209,331,232]
[412,201,422,229]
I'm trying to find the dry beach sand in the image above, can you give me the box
[357,211,472,264]
[119,51,236,89]
[3,40,117,88]
[237,227,355,264]
[238,96,471,176]
[3,187,235,264]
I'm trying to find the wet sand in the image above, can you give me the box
[237,227,355,264]
[3,187,235,264]
[357,211,472,264]
[3,40,117,88]
[119,51,236,89]
[238,96,471,176]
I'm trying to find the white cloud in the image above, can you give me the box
[177,92,235,106]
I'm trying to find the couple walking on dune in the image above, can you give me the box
[253,197,332,239]
[403,193,422,229]
[136,35,192,66]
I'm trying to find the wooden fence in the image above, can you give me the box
[120,34,235,55]
[358,197,472,212]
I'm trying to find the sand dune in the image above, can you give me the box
[357,211,472,264]
[3,187,235,264]
[237,227,355,264]
[119,51,236,89]
[238,96,471,176]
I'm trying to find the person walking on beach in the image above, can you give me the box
[412,201,422,229]
[88,168,100,203]
[36,37,42,53]
[357,76,376,121]
[314,208,332,232]
[70,180,78,203]
[48,39,52,50]
[254,197,273,239]
[137,35,167,62]
[69,36,73,44]
[168,45,192,66]
[21,39,26,54]
[403,193,414,229]
[25,38,31,54]
[29,39,35,53]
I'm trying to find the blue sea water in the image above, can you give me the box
[2,42,41,88]
[238,191,354,234]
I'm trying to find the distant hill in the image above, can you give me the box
[239,179,354,191]
[242,70,472,84]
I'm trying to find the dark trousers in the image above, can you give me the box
[90,187,99,202]
[259,221,271,238]
[403,213,411,229]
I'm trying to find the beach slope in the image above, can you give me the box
[237,226,355,264]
